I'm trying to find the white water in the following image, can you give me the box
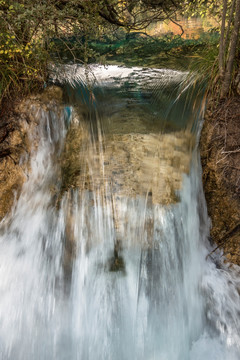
[0,66,239,360]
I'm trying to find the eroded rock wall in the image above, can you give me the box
[0,105,30,220]
[0,86,63,221]
[200,97,240,265]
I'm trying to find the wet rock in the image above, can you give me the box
[0,86,63,221]
[58,112,194,254]
[108,239,126,272]
[60,119,88,195]
[60,112,194,206]
[109,254,125,272]
[0,111,29,221]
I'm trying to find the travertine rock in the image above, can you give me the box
[0,86,63,221]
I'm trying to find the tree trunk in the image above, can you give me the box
[223,0,236,53]
[219,0,228,79]
[221,0,240,98]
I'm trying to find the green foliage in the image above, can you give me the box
[88,31,219,69]
[182,0,231,20]
[183,0,240,98]
[0,0,236,101]
[189,42,219,83]
[0,1,47,100]
[0,0,110,102]
[183,33,225,104]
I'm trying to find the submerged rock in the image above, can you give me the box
[58,109,195,255]
[60,110,194,206]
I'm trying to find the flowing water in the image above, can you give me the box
[0,66,239,360]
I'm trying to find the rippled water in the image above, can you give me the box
[0,66,239,360]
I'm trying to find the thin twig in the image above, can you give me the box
[169,17,184,36]
[221,149,240,154]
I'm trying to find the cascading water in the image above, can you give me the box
[0,66,239,360]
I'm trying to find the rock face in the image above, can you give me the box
[200,97,240,265]
[0,86,63,221]
[59,111,195,258]
[60,111,194,205]
[0,105,29,220]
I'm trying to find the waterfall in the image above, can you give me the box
[0,66,239,360]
